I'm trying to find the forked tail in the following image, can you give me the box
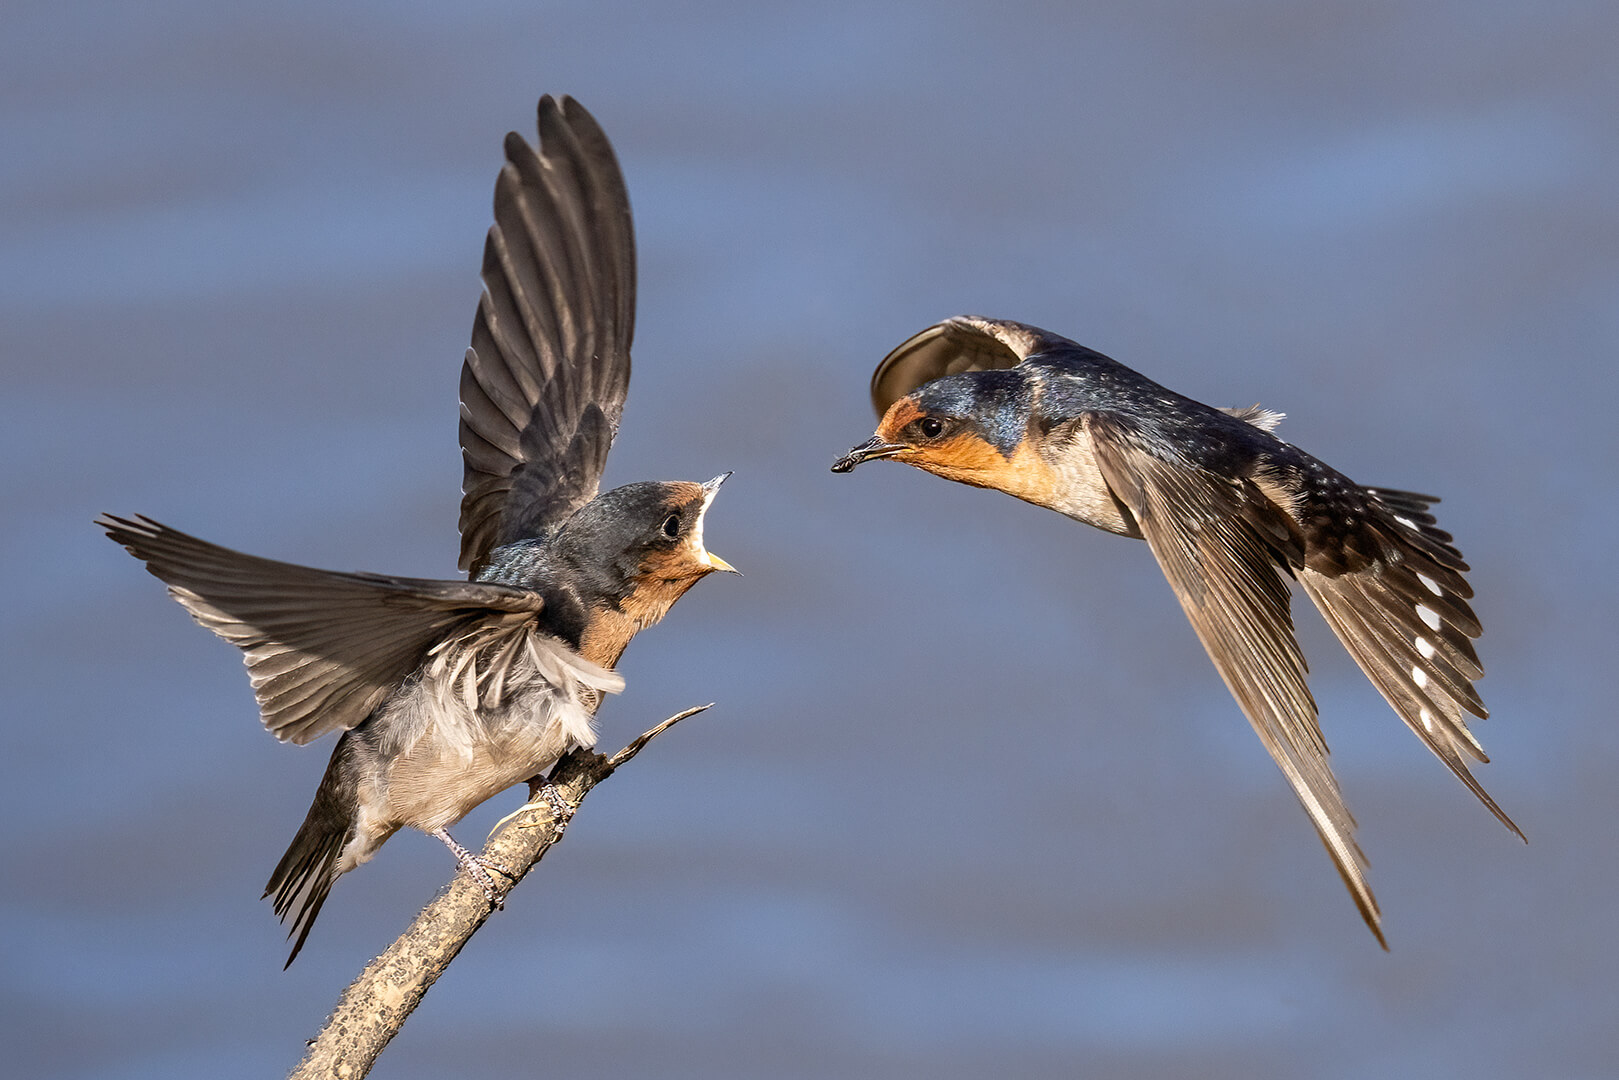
[263,740,358,967]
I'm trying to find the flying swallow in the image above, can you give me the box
[833,314,1520,944]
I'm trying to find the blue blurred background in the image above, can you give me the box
[4,2,1615,1076]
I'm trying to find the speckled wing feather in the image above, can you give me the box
[459,95,635,574]
[100,514,546,745]
[1297,488,1521,839]
[1086,415,1384,944]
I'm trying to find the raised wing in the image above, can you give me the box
[101,514,547,745]
[459,95,635,574]
[869,319,1023,418]
[1085,416,1386,944]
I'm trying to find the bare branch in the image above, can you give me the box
[288,704,712,1079]
[607,702,713,767]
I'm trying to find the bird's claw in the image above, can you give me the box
[431,826,516,908]
[485,782,575,843]
[515,782,574,832]
[465,855,518,907]
[533,782,573,834]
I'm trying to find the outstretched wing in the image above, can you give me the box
[1085,415,1386,944]
[101,514,547,745]
[459,95,635,574]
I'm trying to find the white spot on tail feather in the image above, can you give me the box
[1417,605,1442,630]
[1415,636,1436,659]
[1419,707,1436,733]
[1412,666,1428,689]
[1417,573,1442,596]
[1395,515,1417,530]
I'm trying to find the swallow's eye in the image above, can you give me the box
[918,416,945,439]
[661,514,681,538]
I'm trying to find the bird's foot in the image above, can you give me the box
[517,782,574,833]
[485,781,575,842]
[529,782,573,835]
[431,827,517,907]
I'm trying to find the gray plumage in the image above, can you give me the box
[101,96,734,966]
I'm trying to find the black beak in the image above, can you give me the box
[830,436,908,473]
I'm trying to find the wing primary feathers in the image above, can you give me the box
[1085,415,1384,942]
[459,95,636,574]
[98,514,544,744]
[560,96,636,382]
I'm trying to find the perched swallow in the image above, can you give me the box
[101,96,737,966]
[833,315,1520,944]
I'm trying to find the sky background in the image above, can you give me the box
[3,2,1616,1077]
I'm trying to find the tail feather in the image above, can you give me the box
[264,740,358,967]
[1299,485,1522,840]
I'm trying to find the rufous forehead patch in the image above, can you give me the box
[661,481,707,510]
[876,398,925,441]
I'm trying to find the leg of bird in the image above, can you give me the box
[430,826,516,906]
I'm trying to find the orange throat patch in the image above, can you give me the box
[906,431,1059,506]
[578,549,706,670]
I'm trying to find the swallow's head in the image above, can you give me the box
[559,473,738,631]
[833,369,1048,495]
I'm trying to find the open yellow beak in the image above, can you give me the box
[696,473,740,574]
[703,550,740,574]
